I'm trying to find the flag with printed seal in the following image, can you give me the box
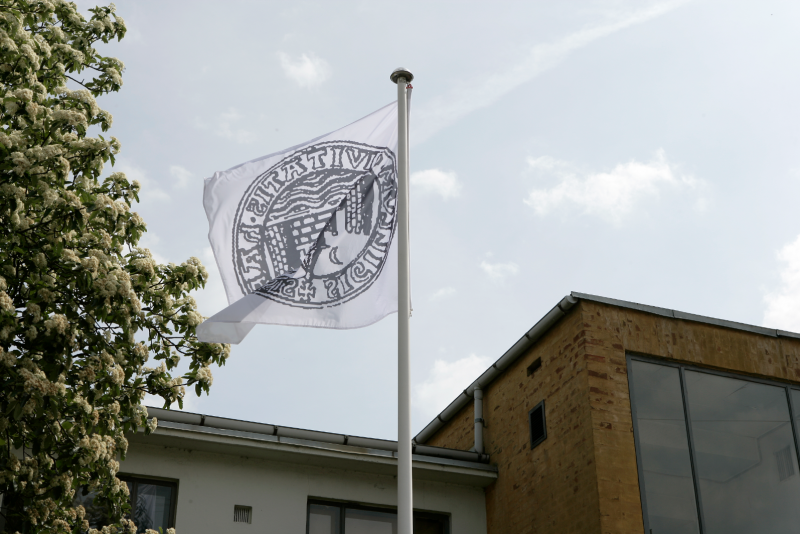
[197,102,401,344]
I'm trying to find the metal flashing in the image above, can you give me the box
[414,292,800,445]
[570,292,674,319]
[146,407,488,464]
[779,330,800,341]
[134,419,497,486]
[671,310,777,337]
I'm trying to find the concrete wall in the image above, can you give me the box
[426,299,800,534]
[120,442,487,534]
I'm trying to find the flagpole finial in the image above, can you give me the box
[390,68,414,84]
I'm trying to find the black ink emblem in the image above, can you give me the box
[233,141,397,309]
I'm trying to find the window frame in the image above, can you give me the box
[528,400,547,450]
[306,498,450,534]
[626,352,800,534]
[119,474,179,532]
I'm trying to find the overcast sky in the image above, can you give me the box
[83,0,800,440]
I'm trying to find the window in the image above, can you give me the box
[125,477,177,533]
[529,400,546,449]
[70,475,177,533]
[306,500,449,534]
[629,356,800,534]
[628,359,700,533]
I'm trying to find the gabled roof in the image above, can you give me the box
[414,291,800,444]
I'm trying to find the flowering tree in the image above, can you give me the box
[0,1,229,532]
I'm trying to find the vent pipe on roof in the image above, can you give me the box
[474,387,484,454]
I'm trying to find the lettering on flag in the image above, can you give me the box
[232,141,397,309]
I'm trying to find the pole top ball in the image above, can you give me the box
[390,68,414,84]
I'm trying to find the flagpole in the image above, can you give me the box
[391,66,414,534]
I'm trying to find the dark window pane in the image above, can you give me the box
[685,371,800,534]
[413,515,447,534]
[308,504,341,534]
[133,482,173,534]
[73,487,111,529]
[307,501,447,534]
[0,490,28,533]
[791,390,800,445]
[629,360,700,534]
[344,508,396,534]
[529,401,546,449]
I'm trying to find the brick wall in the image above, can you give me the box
[426,299,800,534]
[580,300,800,534]
[428,306,601,534]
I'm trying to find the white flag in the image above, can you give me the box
[197,102,400,344]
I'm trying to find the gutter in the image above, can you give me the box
[146,406,490,464]
[414,290,800,446]
[413,294,579,445]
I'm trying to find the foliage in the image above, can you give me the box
[0,1,229,531]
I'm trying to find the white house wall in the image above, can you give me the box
[121,442,488,533]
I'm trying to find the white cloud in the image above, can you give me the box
[480,260,519,282]
[524,150,702,222]
[115,160,169,202]
[277,51,331,88]
[430,287,456,301]
[169,165,193,188]
[415,0,689,143]
[194,107,254,144]
[411,169,462,200]
[763,235,800,332]
[414,354,492,419]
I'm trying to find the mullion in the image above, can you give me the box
[625,355,651,533]
[786,387,800,499]
[678,366,707,534]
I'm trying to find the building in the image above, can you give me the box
[109,409,493,533]
[417,292,800,534]
[33,291,800,533]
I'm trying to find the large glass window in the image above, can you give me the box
[629,360,700,533]
[629,356,800,534]
[307,500,449,534]
[685,371,800,534]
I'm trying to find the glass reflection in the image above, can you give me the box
[308,504,341,534]
[630,361,700,534]
[685,371,800,534]
[344,508,397,534]
[72,487,110,529]
[133,483,173,534]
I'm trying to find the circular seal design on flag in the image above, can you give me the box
[232,141,397,309]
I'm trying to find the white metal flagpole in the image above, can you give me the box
[390,66,414,534]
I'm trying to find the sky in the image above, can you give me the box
[77,0,800,440]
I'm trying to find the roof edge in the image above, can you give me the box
[414,294,579,445]
[414,291,800,445]
[146,406,489,464]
